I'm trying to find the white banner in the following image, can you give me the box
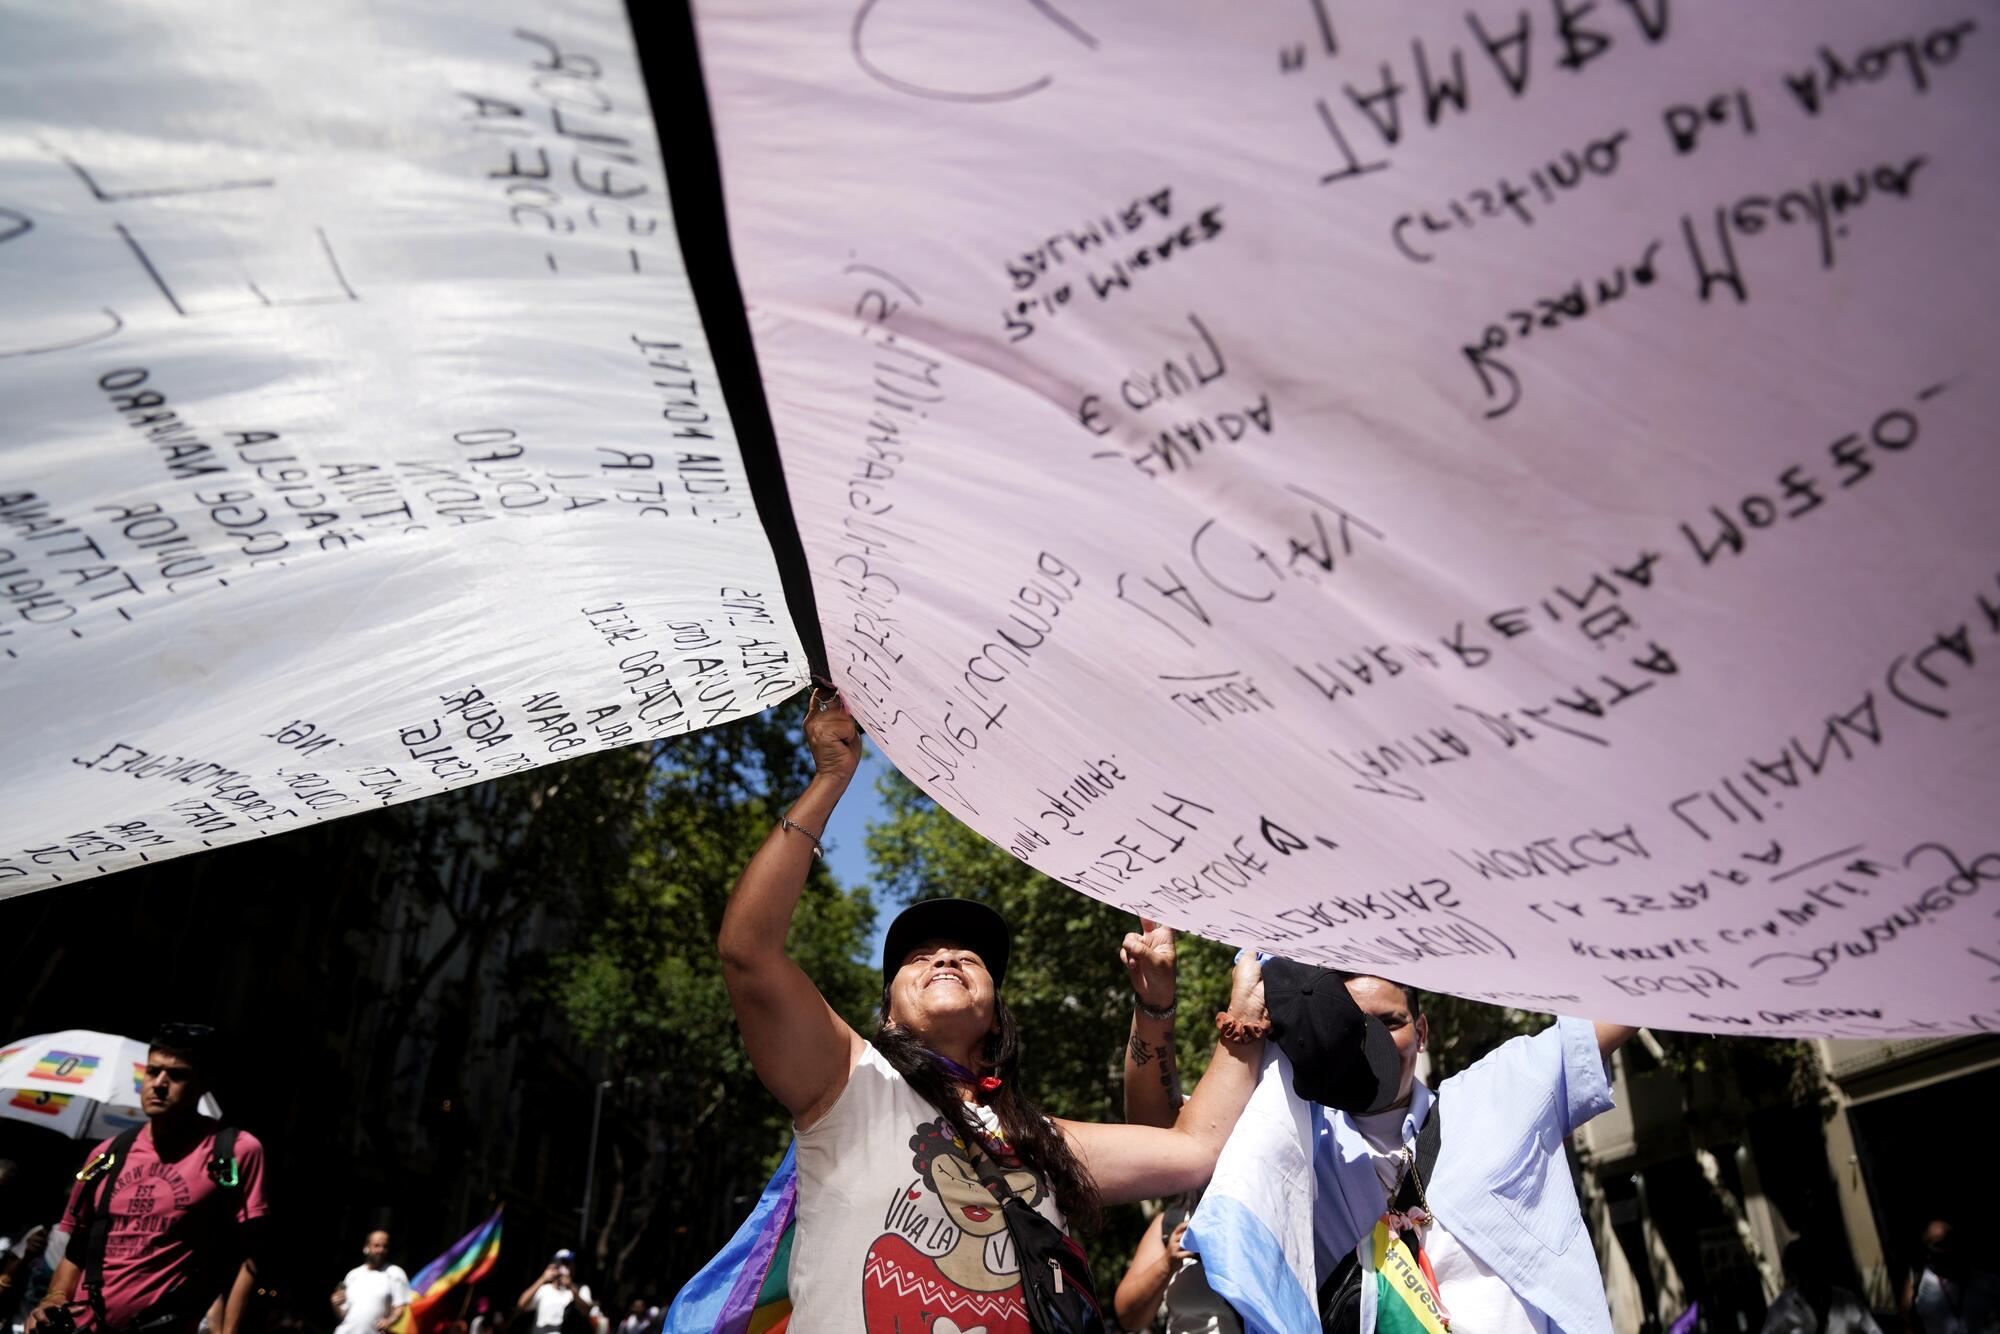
[697,1,2000,1035]
[0,0,806,893]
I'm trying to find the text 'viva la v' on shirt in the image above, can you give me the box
[789,1044,1069,1334]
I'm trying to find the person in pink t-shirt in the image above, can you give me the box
[28,1024,270,1334]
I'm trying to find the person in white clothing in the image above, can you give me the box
[331,1231,411,1334]
[1901,1220,2000,1334]
[519,1250,591,1334]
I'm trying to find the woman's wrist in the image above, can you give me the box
[785,773,852,828]
[1135,992,1177,1022]
[803,768,854,801]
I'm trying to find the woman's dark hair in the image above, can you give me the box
[872,990,1102,1236]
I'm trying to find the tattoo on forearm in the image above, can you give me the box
[1129,1034,1156,1066]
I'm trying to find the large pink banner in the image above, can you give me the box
[696,1,2000,1035]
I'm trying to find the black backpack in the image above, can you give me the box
[559,1297,595,1334]
[971,1152,1106,1334]
[1320,1095,1442,1334]
[70,1125,245,1331]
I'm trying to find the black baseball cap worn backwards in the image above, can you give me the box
[1261,958,1404,1114]
[881,898,1011,989]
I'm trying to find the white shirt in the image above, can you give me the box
[335,1263,412,1334]
[1351,1105,1550,1334]
[790,1044,1068,1334]
[534,1281,593,1330]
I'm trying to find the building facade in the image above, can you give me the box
[1576,1032,2000,1333]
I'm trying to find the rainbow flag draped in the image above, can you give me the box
[391,1208,504,1334]
[1359,1219,1450,1334]
[665,1140,795,1334]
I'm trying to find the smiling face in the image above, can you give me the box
[364,1231,391,1267]
[885,936,997,1050]
[1343,975,1428,1107]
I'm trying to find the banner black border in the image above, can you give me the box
[627,0,831,686]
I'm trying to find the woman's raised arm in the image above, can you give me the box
[1060,950,1267,1206]
[1122,917,1182,1129]
[717,688,867,1129]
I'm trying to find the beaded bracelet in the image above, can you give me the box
[1136,996,1178,1021]
[777,814,824,859]
[1214,1011,1271,1044]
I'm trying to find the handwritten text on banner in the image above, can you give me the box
[0,0,806,893]
[696,0,2000,1037]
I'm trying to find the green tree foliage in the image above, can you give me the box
[0,738,693,1305]
[552,708,877,1292]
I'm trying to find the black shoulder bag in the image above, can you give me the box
[1320,1095,1443,1334]
[971,1153,1106,1334]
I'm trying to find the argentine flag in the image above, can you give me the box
[1184,1049,1323,1334]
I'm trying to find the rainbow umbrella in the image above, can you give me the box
[0,1030,221,1140]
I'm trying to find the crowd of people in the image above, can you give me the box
[0,1025,668,1334]
[706,688,2000,1333]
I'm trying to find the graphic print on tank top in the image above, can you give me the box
[861,1113,1048,1333]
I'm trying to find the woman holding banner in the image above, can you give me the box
[715,687,1268,1332]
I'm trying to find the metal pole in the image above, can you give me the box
[579,1079,611,1254]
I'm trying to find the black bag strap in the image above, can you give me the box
[1319,1090,1444,1332]
[75,1127,143,1324]
[968,1146,1104,1328]
[209,1126,241,1189]
[968,1146,1039,1218]
[1401,1094,1443,1218]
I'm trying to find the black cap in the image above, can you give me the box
[881,898,1011,989]
[1262,959,1403,1113]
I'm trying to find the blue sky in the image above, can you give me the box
[817,746,895,958]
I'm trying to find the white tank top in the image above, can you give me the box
[789,1044,1070,1333]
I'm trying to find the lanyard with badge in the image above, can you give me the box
[1361,1099,1451,1334]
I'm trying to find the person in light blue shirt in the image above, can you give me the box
[1315,977,1637,1334]
[1191,973,1637,1334]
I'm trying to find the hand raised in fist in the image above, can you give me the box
[1121,917,1177,1014]
[804,685,861,786]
